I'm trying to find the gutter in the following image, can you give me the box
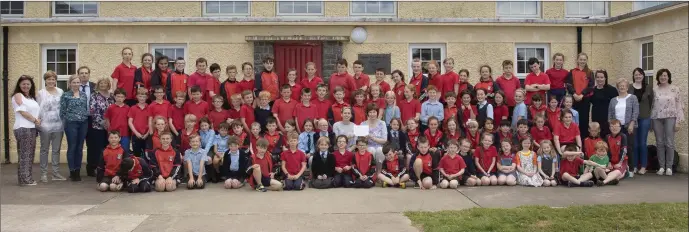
[2,26,9,164]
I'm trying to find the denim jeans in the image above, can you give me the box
[634,118,651,168]
[64,120,88,171]
[120,136,131,155]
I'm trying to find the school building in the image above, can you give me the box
[0,1,687,170]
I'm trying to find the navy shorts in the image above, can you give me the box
[260,176,271,186]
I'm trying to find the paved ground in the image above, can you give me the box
[1,164,687,232]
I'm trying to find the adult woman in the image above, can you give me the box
[149,55,170,92]
[651,69,684,176]
[361,103,388,173]
[11,75,40,186]
[37,71,66,182]
[565,53,594,138]
[134,53,154,92]
[60,75,90,181]
[333,107,356,151]
[87,78,115,176]
[630,68,654,175]
[111,47,137,106]
[608,78,639,173]
[589,70,617,138]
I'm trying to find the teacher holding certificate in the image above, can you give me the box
[361,103,388,173]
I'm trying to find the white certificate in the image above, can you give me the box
[353,125,369,137]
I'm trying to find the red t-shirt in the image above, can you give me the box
[393,82,406,103]
[260,72,280,101]
[183,100,209,121]
[369,98,386,110]
[300,76,323,99]
[417,153,433,175]
[252,153,273,177]
[398,98,421,126]
[330,102,350,123]
[546,68,568,90]
[439,154,466,176]
[473,146,497,173]
[460,105,478,126]
[546,108,562,128]
[289,83,303,101]
[495,74,521,107]
[560,157,584,179]
[180,128,198,152]
[554,122,580,144]
[281,149,307,175]
[189,72,212,99]
[441,71,459,99]
[310,98,332,120]
[424,129,443,148]
[222,80,241,102]
[208,109,230,131]
[205,77,222,103]
[272,98,298,127]
[407,129,420,151]
[240,104,255,130]
[168,104,185,131]
[352,103,366,124]
[427,72,444,97]
[104,104,130,137]
[228,107,241,120]
[583,137,603,159]
[493,104,509,122]
[334,150,354,169]
[148,100,170,121]
[530,126,553,145]
[329,72,357,101]
[444,106,458,122]
[373,81,391,97]
[238,79,255,94]
[353,73,370,90]
[293,102,319,131]
[111,63,138,99]
[524,72,551,105]
[409,73,424,97]
[127,104,150,135]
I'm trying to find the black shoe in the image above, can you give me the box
[596,181,605,187]
[69,170,77,181]
[74,169,82,181]
[609,179,619,185]
[581,181,594,187]
[86,168,96,177]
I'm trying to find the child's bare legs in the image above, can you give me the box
[579,172,593,182]
[268,179,283,191]
[422,177,433,189]
[465,177,478,186]
[497,175,507,185]
[399,174,410,183]
[406,154,412,170]
[252,167,263,187]
[377,174,394,186]
[439,179,449,189]
[413,158,424,188]
[231,179,244,189]
[109,183,122,191]
[97,183,109,192]
[165,177,177,191]
[449,180,459,189]
[542,178,551,186]
[505,175,517,186]
[561,172,581,185]
[594,167,608,180]
[212,156,222,172]
[602,170,622,184]
[155,176,166,192]
[489,175,498,185]
[480,176,491,186]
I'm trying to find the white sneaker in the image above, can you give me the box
[665,169,673,176]
[657,168,665,176]
[40,174,48,183]
[52,172,66,181]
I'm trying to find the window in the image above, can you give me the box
[42,45,77,90]
[515,44,549,78]
[52,1,98,16]
[634,1,668,11]
[1,1,24,17]
[409,44,446,77]
[277,1,323,16]
[565,1,608,18]
[204,1,250,16]
[351,1,396,16]
[497,1,540,18]
[641,40,654,77]
[151,45,187,70]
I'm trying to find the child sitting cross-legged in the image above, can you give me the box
[222,136,251,189]
[496,139,517,186]
[148,131,182,192]
[184,134,210,189]
[515,136,543,187]
[560,144,599,187]
[378,143,409,189]
[589,141,622,186]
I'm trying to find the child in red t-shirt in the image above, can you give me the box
[496,140,517,186]
[474,65,500,103]
[438,139,466,189]
[527,94,546,125]
[444,92,459,123]
[239,90,255,133]
[583,122,603,159]
[473,132,498,186]
[560,144,597,187]
[128,88,151,157]
[399,84,421,130]
[333,135,355,188]
[351,89,367,124]
[493,91,509,123]
[352,138,376,189]
[285,69,302,101]
[105,89,131,154]
[167,91,186,147]
[208,95,230,131]
[412,137,440,190]
[97,131,126,192]
[372,68,391,98]
[312,84,332,120]
[180,114,198,154]
[295,88,319,132]
[530,115,552,149]
[368,84,385,119]
[554,109,582,155]
[249,138,283,192]
[273,85,297,132]
[184,86,210,121]
[281,132,307,191]
[406,119,420,155]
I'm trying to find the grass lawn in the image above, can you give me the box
[405,202,688,232]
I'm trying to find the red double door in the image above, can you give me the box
[273,42,322,85]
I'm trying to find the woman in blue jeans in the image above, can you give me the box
[629,68,653,175]
[60,75,89,181]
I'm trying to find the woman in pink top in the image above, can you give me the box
[651,69,684,176]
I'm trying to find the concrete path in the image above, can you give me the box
[1,164,687,232]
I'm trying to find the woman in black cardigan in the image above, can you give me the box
[310,137,336,189]
[589,70,618,138]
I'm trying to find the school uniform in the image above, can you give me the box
[459,153,477,185]
[351,151,376,188]
[381,154,407,180]
[221,149,251,182]
[254,105,273,132]
[117,157,152,193]
[184,148,211,189]
[387,129,412,157]
[408,151,440,185]
[333,150,355,188]
[281,149,307,190]
[128,103,150,157]
[97,145,127,184]
[247,153,274,188]
[147,146,182,186]
[310,150,336,189]
[313,130,336,152]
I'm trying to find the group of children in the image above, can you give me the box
[96,54,629,193]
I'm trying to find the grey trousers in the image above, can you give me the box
[652,117,676,169]
[39,130,63,175]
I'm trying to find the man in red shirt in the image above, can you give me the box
[352,60,370,92]
[188,57,212,100]
[524,58,551,105]
[184,86,210,121]
[272,85,298,132]
[329,59,357,101]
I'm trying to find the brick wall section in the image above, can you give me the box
[322,41,343,84]
[253,41,274,75]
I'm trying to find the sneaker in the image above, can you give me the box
[596,181,605,187]
[665,169,673,176]
[399,182,406,189]
[52,172,66,181]
[22,181,37,186]
[609,179,619,185]
[382,182,388,188]
[628,170,634,178]
[40,174,48,183]
[657,168,665,175]
[638,168,647,175]
[255,185,267,192]
[582,181,594,187]
[632,167,638,173]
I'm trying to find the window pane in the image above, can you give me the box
[580,2,592,14]
[352,2,365,13]
[432,48,441,60]
[47,50,56,62]
[67,49,76,62]
[57,49,67,62]
[497,2,509,15]
[55,2,69,14]
[176,49,185,59]
[380,1,394,13]
[525,2,537,15]
[0,2,9,10]
[513,2,525,15]
[647,57,653,70]
[57,81,68,90]
[235,1,249,13]
[293,1,307,13]
[84,2,97,14]
[307,1,321,14]
[517,61,526,74]
[206,1,219,13]
[366,1,379,13]
[648,42,653,56]
[525,48,535,60]
[412,49,420,60]
[57,63,67,75]
[642,43,648,56]
[279,2,292,13]
[421,49,431,61]
[47,63,56,72]
[592,2,605,15]
[68,63,76,74]
[536,48,545,60]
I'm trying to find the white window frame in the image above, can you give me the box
[41,44,78,88]
[565,1,609,18]
[408,44,446,81]
[150,44,188,70]
[514,43,550,79]
[633,1,668,11]
[350,1,397,17]
[0,1,25,18]
[276,1,324,16]
[52,1,99,17]
[203,1,251,16]
[496,1,541,19]
[640,38,654,77]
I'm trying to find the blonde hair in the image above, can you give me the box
[96,78,112,91]
[515,88,526,96]
[615,78,629,88]
[258,90,271,99]
[384,90,396,99]
[43,71,57,81]
[466,119,479,128]
[537,140,557,157]
[68,75,80,85]
[184,114,197,123]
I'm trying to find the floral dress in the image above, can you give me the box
[89,92,114,130]
[516,150,543,187]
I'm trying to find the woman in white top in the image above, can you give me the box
[37,71,66,182]
[333,107,356,151]
[12,75,41,186]
[607,78,639,175]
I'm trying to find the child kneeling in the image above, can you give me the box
[378,144,409,188]
[222,136,251,189]
[438,139,466,189]
[97,131,127,192]
[185,134,211,189]
[118,156,153,193]
[148,132,182,192]
[281,132,308,190]
[310,137,336,189]
[410,136,440,190]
